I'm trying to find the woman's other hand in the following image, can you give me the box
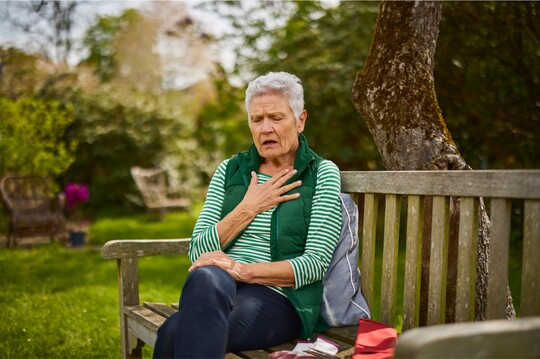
[189,250,295,287]
[189,250,246,281]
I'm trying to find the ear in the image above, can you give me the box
[297,110,307,133]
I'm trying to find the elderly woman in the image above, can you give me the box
[153,72,342,358]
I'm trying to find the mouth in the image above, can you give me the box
[262,139,278,146]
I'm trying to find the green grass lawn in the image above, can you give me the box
[88,203,203,246]
[0,209,196,359]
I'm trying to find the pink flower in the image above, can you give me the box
[64,183,90,210]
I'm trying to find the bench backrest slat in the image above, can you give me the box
[521,200,540,317]
[380,194,401,327]
[486,198,512,319]
[455,197,478,322]
[403,195,423,330]
[427,196,450,326]
[361,193,378,310]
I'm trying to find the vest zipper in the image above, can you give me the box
[274,205,280,260]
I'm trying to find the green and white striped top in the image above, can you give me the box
[189,159,342,295]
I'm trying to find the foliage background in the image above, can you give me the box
[1,1,538,218]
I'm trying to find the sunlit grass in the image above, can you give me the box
[0,206,198,359]
[0,243,191,359]
[88,204,202,246]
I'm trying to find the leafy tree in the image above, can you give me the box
[193,67,252,185]
[81,4,215,90]
[436,2,540,169]
[0,47,41,99]
[80,9,141,82]
[0,96,76,189]
[60,90,183,214]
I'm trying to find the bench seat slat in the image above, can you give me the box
[322,325,358,345]
[125,305,166,347]
[143,302,177,318]
[233,350,272,358]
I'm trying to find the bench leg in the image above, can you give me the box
[118,257,143,359]
[6,232,15,248]
[125,332,143,359]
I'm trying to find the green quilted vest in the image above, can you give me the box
[220,134,327,339]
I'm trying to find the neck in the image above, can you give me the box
[259,155,296,176]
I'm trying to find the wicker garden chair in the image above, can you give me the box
[0,175,66,248]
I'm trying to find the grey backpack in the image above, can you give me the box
[320,193,371,326]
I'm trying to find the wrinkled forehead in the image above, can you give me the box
[249,92,291,113]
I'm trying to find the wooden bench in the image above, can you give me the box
[1,175,66,248]
[102,170,540,358]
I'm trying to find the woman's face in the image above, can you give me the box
[248,92,306,163]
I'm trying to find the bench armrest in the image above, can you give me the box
[102,238,191,357]
[101,238,191,259]
[394,317,540,358]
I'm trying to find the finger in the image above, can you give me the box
[279,180,302,194]
[271,168,297,186]
[188,258,208,272]
[277,192,301,203]
[189,258,217,272]
[249,171,258,186]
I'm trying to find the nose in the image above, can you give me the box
[261,118,274,133]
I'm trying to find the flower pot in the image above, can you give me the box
[69,231,86,247]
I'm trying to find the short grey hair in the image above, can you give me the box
[245,72,304,122]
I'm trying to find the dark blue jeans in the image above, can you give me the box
[153,266,302,358]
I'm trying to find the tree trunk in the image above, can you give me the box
[351,1,515,323]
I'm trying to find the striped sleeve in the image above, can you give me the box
[287,160,342,289]
[188,159,229,263]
